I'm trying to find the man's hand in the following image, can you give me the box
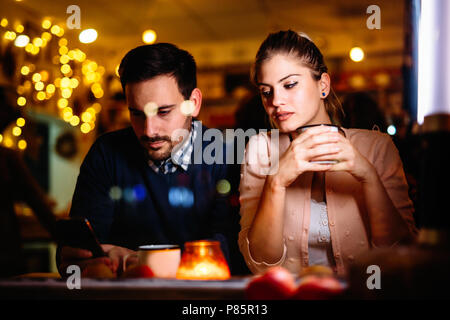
[59,244,136,277]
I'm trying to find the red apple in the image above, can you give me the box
[121,265,154,278]
[246,267,297,300]
[292,275,345,300]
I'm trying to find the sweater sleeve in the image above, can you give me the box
[238,133,287,274]
[69,138,115,242]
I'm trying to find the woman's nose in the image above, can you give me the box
[271,89,285,107]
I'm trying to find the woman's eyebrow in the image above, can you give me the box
[278,73,301,82]
[257,74,302,86]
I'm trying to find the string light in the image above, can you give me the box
[18,140,27,150]
[5,17,105,137]
[79,29,98,44]
[80,122,91,133]
[32,73,42,82]
[17,97,26,106]
[14,34,29,47]
[69,116,80,126]
[12,126,22,136]
[15,24,24,33]
[36,91,46,100]
[34,81,45,91]
[16,118,26,127]
[33,37,43,47]
[46,84,56,94]
[21,66,30,75]
[42,19,51,29]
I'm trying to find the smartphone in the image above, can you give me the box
[55,217,107,258]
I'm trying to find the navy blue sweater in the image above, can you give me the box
[68,125,246,272]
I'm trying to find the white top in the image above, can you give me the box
[308,199,336,267]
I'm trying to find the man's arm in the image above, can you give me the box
[69,139,115,241]
[57,138,118,275]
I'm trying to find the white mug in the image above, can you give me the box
[123,244,181,278]
[297,124,345,164]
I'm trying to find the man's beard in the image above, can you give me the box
[140,135,173,162]
[140,116,192,162]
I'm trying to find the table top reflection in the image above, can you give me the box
[0,274,251,300]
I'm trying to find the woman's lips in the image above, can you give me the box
[275,112,294,121]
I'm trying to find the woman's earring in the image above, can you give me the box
[322,92,326,97]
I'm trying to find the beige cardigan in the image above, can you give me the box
[238,128,417,276]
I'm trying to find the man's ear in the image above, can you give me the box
[189,88,202,117]
[319,73,331,98]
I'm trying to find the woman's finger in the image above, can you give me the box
[305,143,341,160]
[303,162,333,172]
[293,126,336,145]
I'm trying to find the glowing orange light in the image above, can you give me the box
[176,240,230,280]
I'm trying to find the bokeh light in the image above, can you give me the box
[142,30,157,44]
[18,140,27,150]
[387,125,397,136]
[168,187,194,208]
[109,186,122,201]
[180,100,196,116]
[14,35,29,47]
[349,47,365,62]
[216,179,231,195]
[79,29,98,44]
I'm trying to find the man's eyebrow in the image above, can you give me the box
[158,104,176,109]
[257,74,302,86]
[128,104,176,112]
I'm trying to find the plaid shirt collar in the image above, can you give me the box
[147,120,199,174]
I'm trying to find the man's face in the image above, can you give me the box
[125,75,199,162]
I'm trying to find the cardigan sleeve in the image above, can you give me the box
[238,133,287,274]
[371,133,418,239]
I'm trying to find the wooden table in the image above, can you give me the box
[0,275,251,300]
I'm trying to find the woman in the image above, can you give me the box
[238,30,417,276]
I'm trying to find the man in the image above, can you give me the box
[58,43,247,276]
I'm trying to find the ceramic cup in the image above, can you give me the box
[123,244,181,278]
[296,124,346,164]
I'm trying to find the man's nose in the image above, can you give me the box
[144,117,159,136]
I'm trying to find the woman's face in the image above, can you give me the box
[257,54,331,133]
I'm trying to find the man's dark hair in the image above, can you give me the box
[118,43,197,100]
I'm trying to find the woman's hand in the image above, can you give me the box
[311,132,377,182]
[271,125,340,187]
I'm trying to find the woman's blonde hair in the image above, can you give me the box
[251,30,343,126]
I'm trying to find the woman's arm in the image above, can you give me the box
[324,132,416,246]
[244,126,339,264]
[359,165,414,246]
[247,176,287,263]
